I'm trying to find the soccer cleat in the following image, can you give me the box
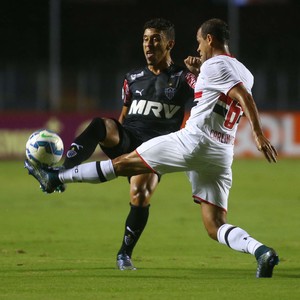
[256,248,279,278]
[55,183,66,193]
[116,254,136,271]
[24,159,64,194]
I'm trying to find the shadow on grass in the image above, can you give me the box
[0,266,260,279]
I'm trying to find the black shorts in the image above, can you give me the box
[100,119,142,159]
[100,119,161,182]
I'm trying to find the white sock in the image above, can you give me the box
[59,160,116,183]
[217,224,263,255]
[99,160,116,181]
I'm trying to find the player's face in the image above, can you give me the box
[196,28,212,64]
[143,28,170,66]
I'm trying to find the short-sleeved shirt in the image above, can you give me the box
[122,64,196,141]
[136,55,254,210]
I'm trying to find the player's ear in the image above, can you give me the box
[167,40,175,51]
[206,34,213,45]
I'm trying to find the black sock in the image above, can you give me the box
[117,204,150,258]
[63,118,107,169]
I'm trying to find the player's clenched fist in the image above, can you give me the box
[184,56,201,76]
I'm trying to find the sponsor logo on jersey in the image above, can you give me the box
[128,99,180,118]
[135,89,144,96]
[130,71,144,81]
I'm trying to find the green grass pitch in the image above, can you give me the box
[0,159,299,299]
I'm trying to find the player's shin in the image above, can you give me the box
[217,224,263,255]
[59,160,116,183]
[63,118,107,169]
[117,204,150,257]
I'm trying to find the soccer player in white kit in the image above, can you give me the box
[25,18,279,277]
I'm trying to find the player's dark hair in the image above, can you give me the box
[143,18,175,40]
[200,18,230,44]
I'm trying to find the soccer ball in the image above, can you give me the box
[25,129,64,166]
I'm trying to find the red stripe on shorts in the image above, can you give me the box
[135,149,158,174]
[193,195,227,212]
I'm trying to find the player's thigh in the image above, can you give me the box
[187,167,232,211]
[101,118,121,147]
[136,134,189,174]
[101,121,142,158]
[129,173,159,206]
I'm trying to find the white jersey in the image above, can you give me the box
[181,54,254,166]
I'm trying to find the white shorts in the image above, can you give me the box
[136,131,232,211]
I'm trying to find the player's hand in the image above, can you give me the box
[255,134,278,163]
[184,56,201,76]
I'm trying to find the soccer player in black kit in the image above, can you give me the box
[55,18,197,270]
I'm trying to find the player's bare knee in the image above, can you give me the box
[101,118,120,146]
[130,186,151,207]
[102,118,114,128]
[131,190,149,206]
[130,196,149,207]
[102,118,116,135]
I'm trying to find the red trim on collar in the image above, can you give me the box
[217,53,234,58]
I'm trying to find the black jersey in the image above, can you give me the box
[121,64,196,142]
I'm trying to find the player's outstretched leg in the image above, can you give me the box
[63,117,108,169]
[25,160,117,193]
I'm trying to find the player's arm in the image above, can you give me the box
[228,83,278,163]
[118,77,131,125]
[184,56,201,76]
[118,106,129,124]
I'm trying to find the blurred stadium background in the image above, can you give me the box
[1,0,300,160]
